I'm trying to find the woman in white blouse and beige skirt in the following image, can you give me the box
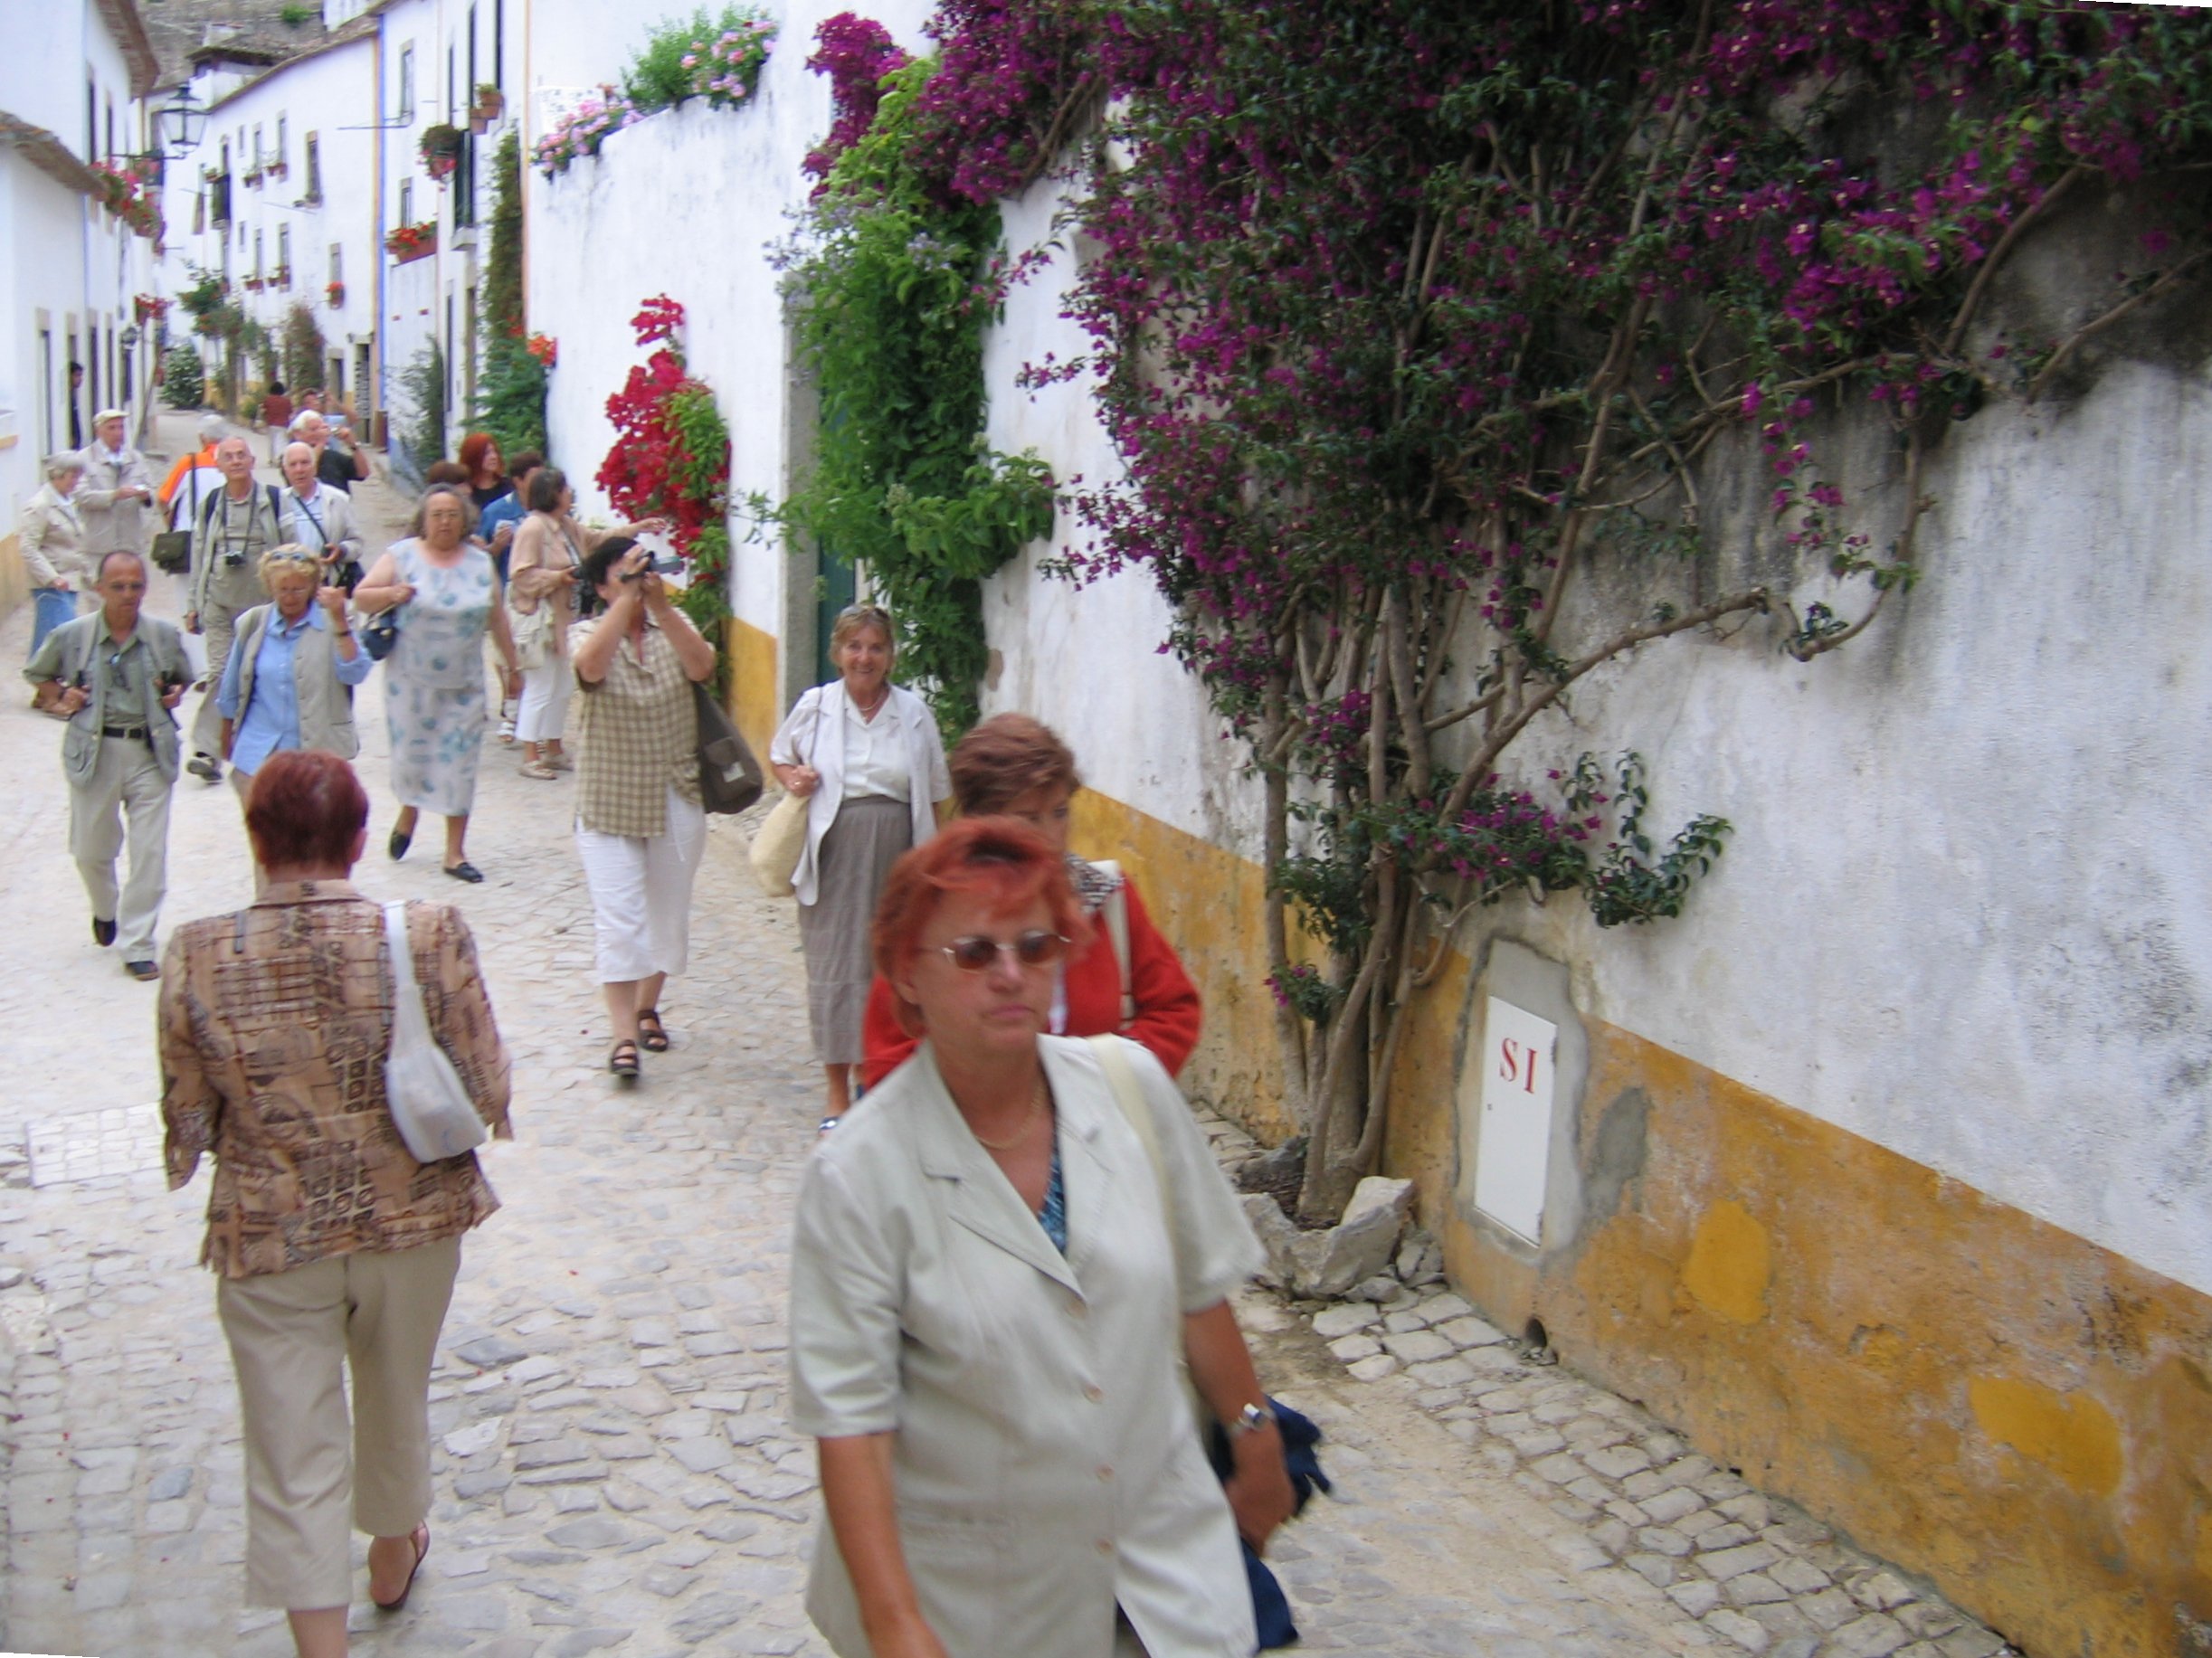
[769,604,951,1130]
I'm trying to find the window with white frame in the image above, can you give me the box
[278,225,290,286]
[399,45,416,122]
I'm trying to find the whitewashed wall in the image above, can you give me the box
[977,175,1267,855]
[522,3,2212,1298]
[0,0,153,513]
[527,0,933,643]
[160,36,384,418]
[1480,360,2212,1296]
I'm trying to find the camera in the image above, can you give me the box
[223,550,248,568]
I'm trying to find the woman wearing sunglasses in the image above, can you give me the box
[790,817,1294,1658]
[860,713,1201,1090]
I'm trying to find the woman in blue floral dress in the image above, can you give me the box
[353,487,520,882]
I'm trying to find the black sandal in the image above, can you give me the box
[608,1039,641,1080]
[636,1009,670,1052]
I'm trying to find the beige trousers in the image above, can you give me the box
[70,735,175,961]
[217,1237,462,1609]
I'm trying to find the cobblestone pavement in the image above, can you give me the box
[0,418,2002,1658]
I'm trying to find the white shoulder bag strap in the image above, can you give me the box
[1088,1033,1201,1419]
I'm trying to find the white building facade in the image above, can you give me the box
[0,0,161,528]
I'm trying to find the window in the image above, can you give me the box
[329,242,343,286]
[399,177,413,227]
[276,115,288,171]
[105,100,115,162]
[398,45,415,123]
[304,133,321,201]
[194,191,205,233]
[278,225,291,286]
[84,79,94,160]
[252,126,263,168]
[254,228,264,278]
[494,0,505,90]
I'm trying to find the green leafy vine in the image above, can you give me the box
[767,56,1055,738]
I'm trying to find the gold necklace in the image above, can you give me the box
[970,1074,1049,1151]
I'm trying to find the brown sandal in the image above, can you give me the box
[636,1009,670,1052]
[609,1039,641,1080]
[373,1523,430,1612]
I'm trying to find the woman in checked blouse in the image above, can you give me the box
[569,538,720,1078]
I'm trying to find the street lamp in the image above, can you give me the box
[152,85,208,158]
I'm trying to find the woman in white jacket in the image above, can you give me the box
[768,604,950,1128]
[790,817,1294,1658]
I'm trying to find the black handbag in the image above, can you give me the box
[149,527,192,574]
[359,605,403,661]
[692,680,764,815]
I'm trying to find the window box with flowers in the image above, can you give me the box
[266,159,288,179]
[244,276,267,291]
[385,220,437,263]
[89,159,162,240]
[243,166,264,188]
[420,123,464,180]
[274,266,292,289]
[134,294,171,326]
[470,82,505,132]
[326,280,346,308]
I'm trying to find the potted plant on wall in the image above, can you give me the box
[326,279,345,308]
[420,122,464,179]
[470,82,505,132]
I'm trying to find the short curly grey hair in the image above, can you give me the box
[258,545,324,591]
[407,485,479,540]
[43,453,84,482]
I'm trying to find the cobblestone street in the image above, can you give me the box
[0,424,2008,1658]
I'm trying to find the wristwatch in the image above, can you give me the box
[1229,1401,1278,1438]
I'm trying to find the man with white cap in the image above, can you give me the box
[76,409,156,561]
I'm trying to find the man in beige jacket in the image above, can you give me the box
[75,410,156,561]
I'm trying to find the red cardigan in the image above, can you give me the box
[860,875,1202,1089]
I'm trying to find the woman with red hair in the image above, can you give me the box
[790,817,1292,1658]
[455,432,510,516]
[859,713,1201,1090]
[158,751,513,1654]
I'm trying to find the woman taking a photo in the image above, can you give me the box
[353,486,520,883]
[507,467,666,781]
[216,547,375,802]
[571,540,718,1078]
[860,713,1201,1089]
[769,604,951,1129]
[160,750,512,1656]
[791,818,1292,1658]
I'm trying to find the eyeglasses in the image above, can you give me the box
[937,930,1068,972]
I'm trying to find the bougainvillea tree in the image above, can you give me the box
[877,0,2212,1217]
[598,296,736,668]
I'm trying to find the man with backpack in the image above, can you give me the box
[184,436,286,782]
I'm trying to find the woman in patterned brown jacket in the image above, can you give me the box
[158,750,512,1655]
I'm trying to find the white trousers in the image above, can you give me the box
[515,656,574,744]
[71,737,176,960]
[576,787,707,982]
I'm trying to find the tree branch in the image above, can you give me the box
[2025,246,2212,405]
[1943,166,2087,355]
